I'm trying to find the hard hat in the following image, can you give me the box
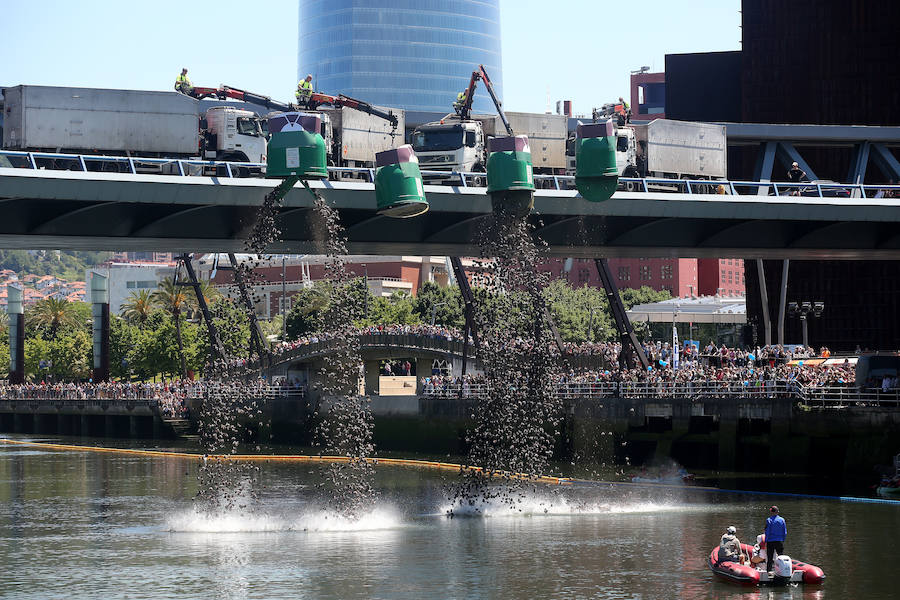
[306,74,313,79]
[727,526,736,534]
[791,162,799,168]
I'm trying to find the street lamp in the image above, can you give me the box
[788,301,825,348]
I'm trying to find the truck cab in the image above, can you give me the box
[411,118,485,179]
[203,106,267,163]
[566,124,637,178]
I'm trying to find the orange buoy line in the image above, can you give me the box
[0,438,571,485]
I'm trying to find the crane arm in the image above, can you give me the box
[475,65,513,136]
[218,86,293,112]
[306,92,399,127]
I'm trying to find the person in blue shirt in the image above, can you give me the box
[764,505,787,572]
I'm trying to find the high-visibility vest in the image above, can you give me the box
[296,80,312,99]
[176,73,191,88]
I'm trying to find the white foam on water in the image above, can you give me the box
[440,494,690,518]
[166,506,402,534]
[167,509,288,533]
[291,507,402,532]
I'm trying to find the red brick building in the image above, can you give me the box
[540,257,744,298]
[630,71,666,121]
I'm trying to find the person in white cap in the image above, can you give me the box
[750,533,767,569]
[718,525,744,564]
[787,161,808,195]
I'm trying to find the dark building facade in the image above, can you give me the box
[739,0,900,352]
[664,51,742,123]
[745,260,900,352]
[741,0,900,127]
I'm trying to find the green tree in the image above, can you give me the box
[203,298,251,360]
[285,284,331,339]
[47,329,92,380]
[620,286,672,310]
[413,282,464,327]
[28,297,83,339]
[109,316,140,380]
[120,289,155,326]
[151,278,195,379]
[544,280,614,342]
[366,291,421,326]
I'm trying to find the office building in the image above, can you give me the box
[298,0,503,113]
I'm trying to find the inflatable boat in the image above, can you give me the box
[707,543,825,586]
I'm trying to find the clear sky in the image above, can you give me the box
[1,0,740,115]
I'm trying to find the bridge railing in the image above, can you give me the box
[6,150,899,199]
[800,386,900,408]
[419,380,900,405]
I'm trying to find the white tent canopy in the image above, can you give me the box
[626,296,746,324]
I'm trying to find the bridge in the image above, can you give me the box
[2,153,900,259]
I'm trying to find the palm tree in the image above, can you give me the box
[29,297,80,339]
[152,277,195,379]
[120,289,154,326]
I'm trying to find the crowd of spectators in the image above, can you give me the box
[1,381,199,417]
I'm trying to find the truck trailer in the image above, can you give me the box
[566,118,727,185]
[2,85,267,163]
[2,84,405,173]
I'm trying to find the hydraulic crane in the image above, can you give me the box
[306,92,399,128]
[455,64,513,136]
[189,85,399,128]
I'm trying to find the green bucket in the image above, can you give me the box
[375,145,429,218]
[487,135,535,218]
[266,112,327,179]
[575,120,618,202]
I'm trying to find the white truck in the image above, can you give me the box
[566,118,728,185]
[2,85,267,164]
[1,85,405,174]
[411,111,568,182]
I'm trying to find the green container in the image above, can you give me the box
[375,145,429,218]
[265,112,327,179]
[575,120,618,202]
[487,135,535,218]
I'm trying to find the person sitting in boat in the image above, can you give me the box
[750,534,767,569]
[718,526,744,564]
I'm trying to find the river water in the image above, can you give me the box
[1,436,897,599]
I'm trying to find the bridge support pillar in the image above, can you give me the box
[717,401,738,470]
[90,271,110,382]
[152,417,163,439]
[13,413,27,433]
[80,415,90,436]
[104,415,117,438]
[129,416,139,438]
[57,414,72,435]
[7,284,25,384]
[364,360,381,395]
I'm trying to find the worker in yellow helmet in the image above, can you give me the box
[296,74,313,109]
[453,89,468,115]
[175,68,193,97]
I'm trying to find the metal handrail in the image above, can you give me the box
[5,150,899,198]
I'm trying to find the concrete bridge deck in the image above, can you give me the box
[2,166,900,258]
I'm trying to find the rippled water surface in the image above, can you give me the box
[1,437,897,599]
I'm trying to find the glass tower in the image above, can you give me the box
[298,0,503,113]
